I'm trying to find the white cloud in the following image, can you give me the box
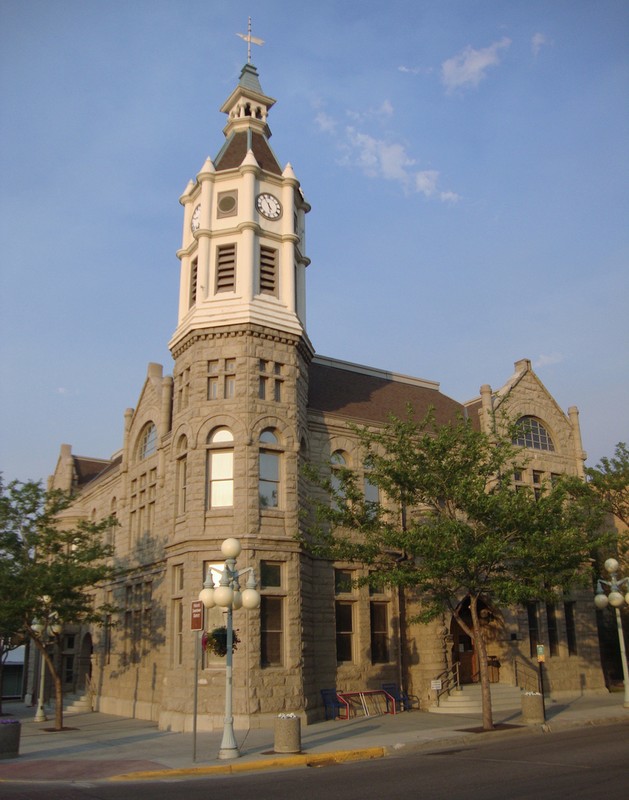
[438,190,461,204]
[531,32,551,57]
[398,65,433,76]
[316,104,458,203]
[441,37,511,93]
[415,170,439,196]
[341,128,457,202]
[533,353,564,369]
[315,112,336,133]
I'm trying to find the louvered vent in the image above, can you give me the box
[189,258,198,307]
[260,245,278,296]
[216,244,236,292]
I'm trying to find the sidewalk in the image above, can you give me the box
[0,691,627,783]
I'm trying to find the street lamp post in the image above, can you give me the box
[198,537,260,759]
[31,600,62,723]
[594,557,629,709]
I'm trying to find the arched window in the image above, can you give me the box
[330,450,348,495]
[206,428,234,508]
[513,417,555,452]
[259,429,281,508]
[176,436,188,515]
[137,423,157,460]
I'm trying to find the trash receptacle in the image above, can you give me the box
[521,692,545,724]
[274,713,301,754]
[0,719,21,759]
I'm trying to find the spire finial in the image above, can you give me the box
[236,17,264,64]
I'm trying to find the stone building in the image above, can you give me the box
[46,61,605,731]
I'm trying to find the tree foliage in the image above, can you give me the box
[303,410,606,730]
[585,443,629,530]
[0,478,118,729]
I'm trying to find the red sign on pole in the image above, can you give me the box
[191,600,204,631]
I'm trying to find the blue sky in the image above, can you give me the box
[1,0,627,482]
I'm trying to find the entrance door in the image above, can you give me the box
[451,621,477,683]
[451,599,480,684]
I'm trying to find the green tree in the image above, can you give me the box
[0,478,117,730]
[585,443,628,543]
[303,410,606,731]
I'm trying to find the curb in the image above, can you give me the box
[110,746,386,781]
[110,715,628,782]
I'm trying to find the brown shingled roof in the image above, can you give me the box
[73,456,112,487]
[215,131,282,175]
[308,362,463,426]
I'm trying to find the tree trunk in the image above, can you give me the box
[52,663,63,731]
[470,594,494,731]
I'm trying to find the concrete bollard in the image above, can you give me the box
[521,692,545,724]
[274,714,301,754]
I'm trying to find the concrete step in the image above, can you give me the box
[60,693,93,715]
[429,683,523,715]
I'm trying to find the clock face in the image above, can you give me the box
[191,204,201,232]
[256,193,282,220]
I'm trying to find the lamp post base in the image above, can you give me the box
[218,746,241,760]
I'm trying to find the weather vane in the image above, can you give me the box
[236,17,264,64]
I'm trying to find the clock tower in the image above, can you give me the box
[170,62,311,353]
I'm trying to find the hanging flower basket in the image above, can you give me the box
[202,626,240,657]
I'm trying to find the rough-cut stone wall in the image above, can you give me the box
[50,354,606,730]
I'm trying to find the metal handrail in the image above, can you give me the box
[433,662,460,705]
[514,658,539,693]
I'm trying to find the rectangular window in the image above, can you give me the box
[335,601,354,663]
[176,367,190,412]
[335,568,354,663]
[546,604,559,656]
[564,601,578,655]
[216,244,236,292]
[129,469,156,546]
[364,475,379,505]
[208,358,236,400]
[273,379,282,402]
[189,258,198,308]
[370,602,389,664]
[259,245,278,296]
[260,560,284,667]
[224,358,236,400]
[532,471,543,501]
[259,451,279,507]
[334,569,353,594]
[261,561,282,588]
[259,376,267,399]
[527,602,540,658]
[173,598,183,666]
[261,597,283,666]
[173,564,184,594]
[172,564,184,667]
[208,450,234,507]
[176,456,187,515]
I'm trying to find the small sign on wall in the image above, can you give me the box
[191,600,204,631]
